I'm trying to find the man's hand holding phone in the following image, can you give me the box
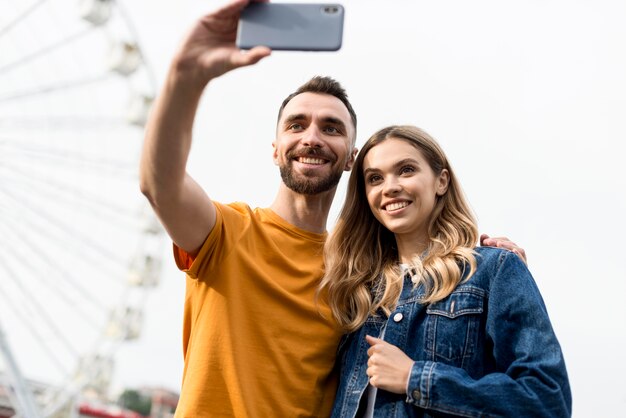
[170,0,345,90]
[172,0,271,88]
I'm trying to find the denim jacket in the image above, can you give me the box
[332,247,571,418]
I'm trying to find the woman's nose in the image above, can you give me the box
[383,177,401,195]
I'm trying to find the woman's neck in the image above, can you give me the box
[395,234,429,264]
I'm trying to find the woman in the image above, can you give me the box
[320,126,571,417]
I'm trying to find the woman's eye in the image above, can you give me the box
[400,166,415,174]
[367,174,382,184]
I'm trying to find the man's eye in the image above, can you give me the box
[289,123,303,131]
[324,126,339,134]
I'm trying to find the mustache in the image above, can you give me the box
[286,147,335,161]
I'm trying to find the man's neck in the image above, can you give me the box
[269,184,336,234]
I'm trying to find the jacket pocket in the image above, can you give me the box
[425,286,485,365]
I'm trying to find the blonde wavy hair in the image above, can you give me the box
[319,125,478,332]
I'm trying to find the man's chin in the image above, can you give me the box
[284,177,340,195]
[280,165,342,195]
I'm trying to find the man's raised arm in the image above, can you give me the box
[139,0,270,254]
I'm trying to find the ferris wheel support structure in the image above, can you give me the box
[0,319,43,418]
[0,0,163,416]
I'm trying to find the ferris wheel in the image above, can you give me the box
[0,0,164,416]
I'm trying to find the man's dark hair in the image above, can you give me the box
[277,76,357,138]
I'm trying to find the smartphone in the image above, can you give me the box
[236,3,344,51]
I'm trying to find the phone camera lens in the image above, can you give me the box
[323,6,339,14]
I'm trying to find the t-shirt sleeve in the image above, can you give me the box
[173,202,248,280]
[173,245,196,271]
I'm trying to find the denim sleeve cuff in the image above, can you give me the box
[405,361,435,408]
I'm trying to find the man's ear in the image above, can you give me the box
[272,141,279,166]
[436,169,450,195]
[344,147,358,171]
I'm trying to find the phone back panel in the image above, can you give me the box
[237,3,344,51]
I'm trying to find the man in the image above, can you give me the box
[140,1,524,416]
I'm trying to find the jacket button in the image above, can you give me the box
[412,389,421,400]
[393,313,403,322]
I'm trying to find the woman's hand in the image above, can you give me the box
[365,335,414,394]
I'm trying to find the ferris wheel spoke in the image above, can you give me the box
[0,221,108,326]
[0,189,129,282]
[0,116,133,132]
[0,261,71,376]
[0,139,137,178]
[0,157,141,228]
[0,0,50,38]
[0,73,113,104]
[0,254,81,362]
[0,187,131,269]
[0,26,96,76]
[0,177,140,232]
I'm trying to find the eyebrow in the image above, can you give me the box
[363,158,420,175]
[320,116,347,131]
[283,114,307,125]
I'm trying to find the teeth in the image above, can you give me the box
[385,201,409,211]
[299,157,325,165]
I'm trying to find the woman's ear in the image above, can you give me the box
[436,169,450,196]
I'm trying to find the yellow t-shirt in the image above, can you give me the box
[173,202,342,418]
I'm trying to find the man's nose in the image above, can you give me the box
[301,125,324,147]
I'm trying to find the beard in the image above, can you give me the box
[279,148,343,195]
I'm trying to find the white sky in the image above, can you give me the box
[3,0,626,416]
[116,1,626,416]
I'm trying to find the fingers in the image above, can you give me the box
[365,334,381,346]
[365,337,414,393]
[211,0,269,21]
[231,46,271,68]
[510,247,527,263]
[212,0,250,19]
[480,234,528,264]
[480,235,512,248]
[366,335,385,357]
[196,0,248,33]
[365,341,381,387]
[481,234,511,247]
